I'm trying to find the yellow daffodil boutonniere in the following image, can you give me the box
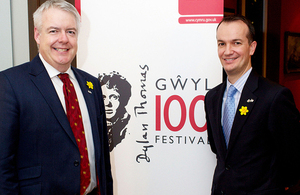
[86,81,93,89]
[239,106,249,115]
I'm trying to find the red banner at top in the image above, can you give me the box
[179,0,223,15]
[75,0,81,15]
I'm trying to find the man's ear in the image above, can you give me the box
[250,41,257,56]
[34,27,41,45]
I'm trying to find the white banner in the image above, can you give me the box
[77,1,223,194]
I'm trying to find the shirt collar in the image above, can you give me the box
[226,67,252,94]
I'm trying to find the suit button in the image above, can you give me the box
[74,160,79,167]
[225,165,231,170]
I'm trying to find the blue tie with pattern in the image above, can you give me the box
[223,85,237,147]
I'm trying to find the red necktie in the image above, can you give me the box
[58,74,91,195]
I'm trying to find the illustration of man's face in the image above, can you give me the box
[101,85,120,119]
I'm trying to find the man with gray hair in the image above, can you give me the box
[0,1,113,194]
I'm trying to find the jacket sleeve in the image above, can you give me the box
[101,108,113,195]
[205,93,217,155]
[94,79,113,195]
[0,72,20,194]
[268,87,300,187]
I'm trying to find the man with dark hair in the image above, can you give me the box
[0,1,112,194]
[205,15,300,194]
[99,71,132,151]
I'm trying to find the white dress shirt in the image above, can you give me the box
[40,54,96,194]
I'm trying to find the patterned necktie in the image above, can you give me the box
[58,74,91,195]
[223,85,237,148]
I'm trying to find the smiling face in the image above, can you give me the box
[34,8,78,72]
[217,20,257,83]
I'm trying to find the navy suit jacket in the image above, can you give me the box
[0,55,113,195]
[205,71,300,195]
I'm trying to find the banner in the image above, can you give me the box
[77,1,223,194]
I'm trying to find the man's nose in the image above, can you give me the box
[224,45,233,55]
[58,32,69,43]
[105,101,112,107]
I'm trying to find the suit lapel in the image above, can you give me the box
[227,71,258,152]
[213,82,228,156]
[29,55,77,145]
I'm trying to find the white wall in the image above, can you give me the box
[11,0,30,66]
[0,0,29,72]
[0,0,13,71]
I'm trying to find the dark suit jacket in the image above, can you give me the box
[0,55,113,195]
[205,71,300,195]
